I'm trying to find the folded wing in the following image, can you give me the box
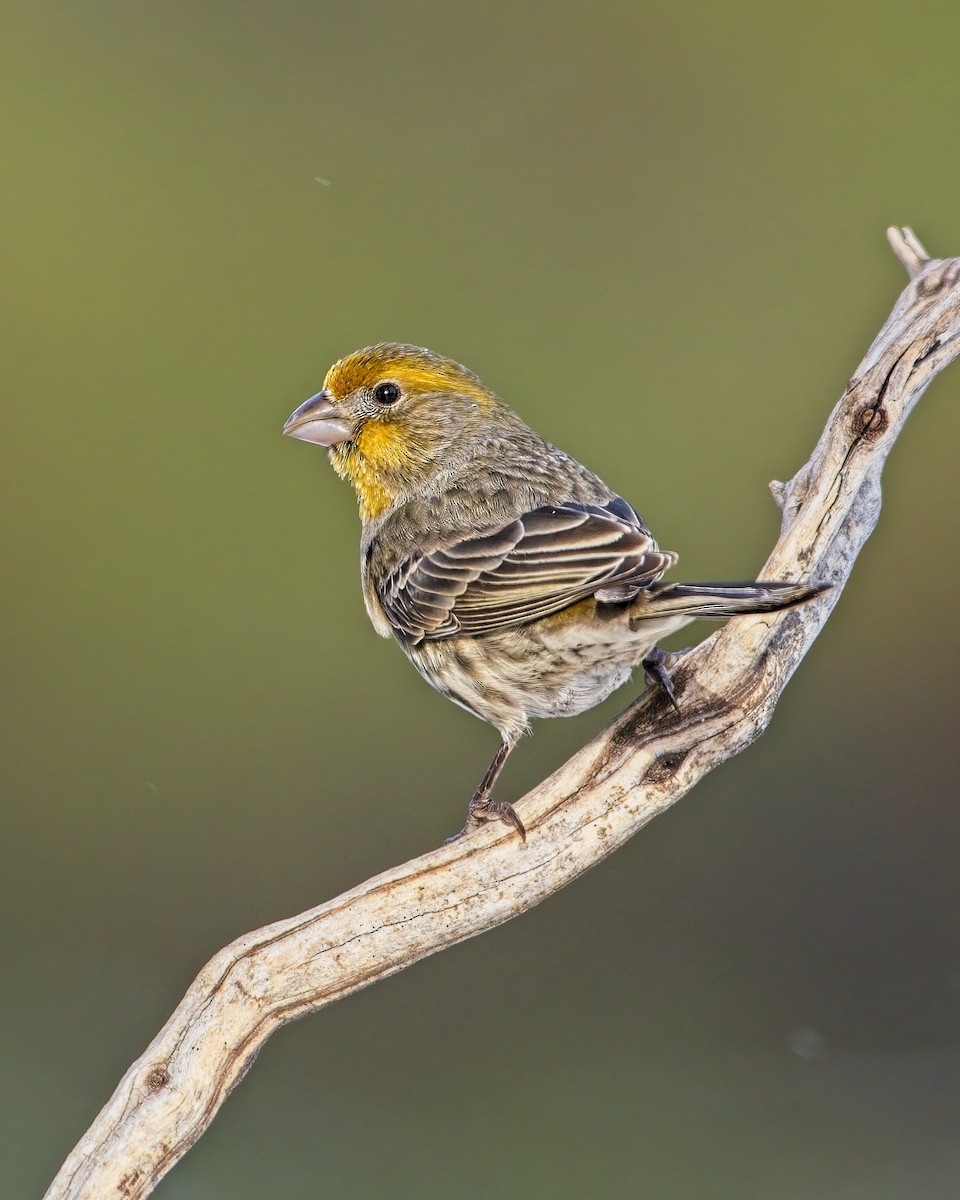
[382,499,675,643]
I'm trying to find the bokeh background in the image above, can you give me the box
[3,2,960,1197]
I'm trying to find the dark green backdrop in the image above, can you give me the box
[3,3,960,1197]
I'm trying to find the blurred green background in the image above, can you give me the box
[3,2,960,1197]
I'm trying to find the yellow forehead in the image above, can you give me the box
[323,343,491,405]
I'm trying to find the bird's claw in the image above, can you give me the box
[445,797,527,844]
[642,646,681,713]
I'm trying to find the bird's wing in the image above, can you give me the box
[381,499,675,643]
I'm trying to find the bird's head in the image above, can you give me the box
[283,343,511,521]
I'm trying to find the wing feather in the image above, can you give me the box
[381,499,674,644]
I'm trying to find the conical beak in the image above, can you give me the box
[282,390,354,447]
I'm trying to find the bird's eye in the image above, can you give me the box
[373,381,401,406]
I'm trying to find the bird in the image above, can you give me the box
[283,343,825,841]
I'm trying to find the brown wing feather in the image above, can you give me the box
[382,500,674,644]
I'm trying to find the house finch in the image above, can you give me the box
[283,343,824,841]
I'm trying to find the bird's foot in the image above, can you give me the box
[444,796,527,844]
[642,646,683,713]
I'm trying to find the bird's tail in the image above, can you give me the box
[636,580,829,620]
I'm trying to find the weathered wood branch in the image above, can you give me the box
[44,228,960,1200]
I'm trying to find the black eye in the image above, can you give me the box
[373,381,401,406]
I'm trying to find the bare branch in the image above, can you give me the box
[887,225,931,277]
[44,229,960,1200]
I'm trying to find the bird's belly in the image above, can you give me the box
[517,646,636,719]
[408,632,644,736]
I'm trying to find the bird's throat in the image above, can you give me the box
[330,435,400,523]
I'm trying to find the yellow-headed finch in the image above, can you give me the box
[284,344,825,840]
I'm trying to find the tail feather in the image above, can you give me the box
[635,580,829,620]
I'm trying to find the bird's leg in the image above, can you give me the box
[446,739,526,843]
[641,646,681,713]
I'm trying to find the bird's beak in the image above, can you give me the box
[282,390,354,447]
